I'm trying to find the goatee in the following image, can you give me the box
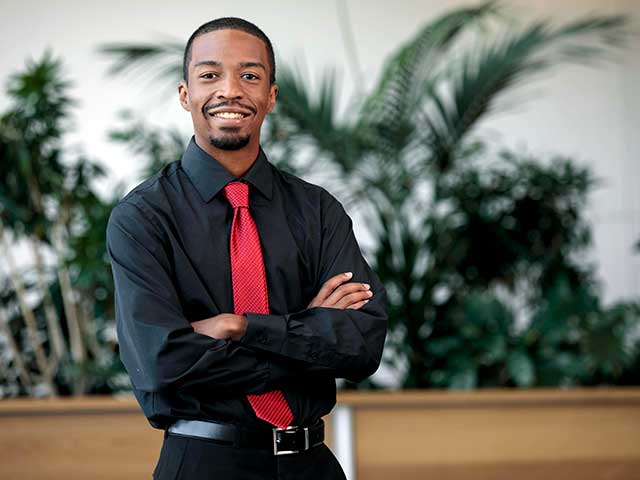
[209,130,251,150]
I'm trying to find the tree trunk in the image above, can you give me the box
[29,237,67,371]
[0,306,33,392]
[79,297,106,364]
[0,220,58,396]
[51,215,87,396]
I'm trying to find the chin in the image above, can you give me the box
[209,132,251,151]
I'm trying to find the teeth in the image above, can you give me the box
[213,112,246,119]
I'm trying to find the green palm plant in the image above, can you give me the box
[0,52,126,396]
[100,2,638,389]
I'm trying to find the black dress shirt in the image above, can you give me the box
[106,137,388,430]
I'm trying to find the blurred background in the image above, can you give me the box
[1,1,639,479]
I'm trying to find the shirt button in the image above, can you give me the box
[258,334,268,344]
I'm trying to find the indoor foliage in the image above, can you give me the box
[1,3,637,397]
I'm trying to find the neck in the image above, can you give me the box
[194,134,260,178]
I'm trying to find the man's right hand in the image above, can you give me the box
[307,272,373,310]
[192,313,247,341]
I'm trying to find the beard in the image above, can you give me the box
[209,127,251,151]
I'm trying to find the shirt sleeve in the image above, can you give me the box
[241,189,388,383]
[107,200,282,396]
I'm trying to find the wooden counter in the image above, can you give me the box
[1,388,639,479]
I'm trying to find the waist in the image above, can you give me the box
[166,418,325,455]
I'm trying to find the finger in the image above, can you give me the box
[308,273,353,308]
[314,272,353,303]
[346,299,370,310]
[325,282,370,306]
[334,289,373,309]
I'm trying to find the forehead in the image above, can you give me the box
[190,29,269,68]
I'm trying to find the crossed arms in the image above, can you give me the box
[191,272,374,340]
[106,196,387,397]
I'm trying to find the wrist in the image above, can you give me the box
[230,314,248,340]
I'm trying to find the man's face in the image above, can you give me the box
[178,29,277,152]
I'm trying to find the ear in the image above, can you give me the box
[266,84,278,114]
[178,81,190,112]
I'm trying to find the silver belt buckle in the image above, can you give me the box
[273,425,309,455]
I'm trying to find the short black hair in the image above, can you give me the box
[183,17,276,85]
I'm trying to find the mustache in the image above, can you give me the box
[205,101,256,114]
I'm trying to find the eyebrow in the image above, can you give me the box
[193,60,266,72]
[239,62,266,71]
[193,60,222,69]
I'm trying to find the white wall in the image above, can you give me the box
[1,0,638,304]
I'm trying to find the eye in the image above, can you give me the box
[241,73,259,81]
[200,72,218,80]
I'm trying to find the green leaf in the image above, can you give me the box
[449,367,478,390]
[507,350,535,387]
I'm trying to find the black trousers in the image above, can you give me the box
[153,430,347,480]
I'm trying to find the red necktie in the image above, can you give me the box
[224,181,293,429]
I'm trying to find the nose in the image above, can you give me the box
[216,74,243,100]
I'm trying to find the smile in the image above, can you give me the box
[210,112,249,119]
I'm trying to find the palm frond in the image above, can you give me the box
[108,109,186,180]
[357,1,501,151]
[275,65,338,140]
[419,14,630,172]
[97,41,183,90]
[274,65,363,172]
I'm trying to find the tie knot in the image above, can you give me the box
[224,181,250,209]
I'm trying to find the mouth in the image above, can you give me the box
[206,104,255,124]
[208,111,251,119]
[207,110,252,128]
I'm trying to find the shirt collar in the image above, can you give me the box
[180,136,273,203]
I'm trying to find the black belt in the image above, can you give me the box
[167,418,324,456]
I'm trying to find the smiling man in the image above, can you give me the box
[106,17,387,480]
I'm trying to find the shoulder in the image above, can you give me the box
[108,162,180,235]
[118,161,180,210]
[272,166,347,216]
[274,167,323,196]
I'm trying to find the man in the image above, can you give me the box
[106,17,387,479]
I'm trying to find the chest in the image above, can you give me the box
[164,196,319,321]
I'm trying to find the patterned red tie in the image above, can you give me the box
[224,181,294,429]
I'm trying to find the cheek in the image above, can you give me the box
[259,94,274,114]
[186,89,208,110]
[266,99,275,113]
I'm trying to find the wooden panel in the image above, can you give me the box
[1,390,639,480]
[0,410,161,479]
[357,460,640,480]
[350,389,640,480]
[354,406,640,463]
[338,387,640,408]
[0,396,143,413]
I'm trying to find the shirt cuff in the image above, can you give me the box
[241,312,287,354]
